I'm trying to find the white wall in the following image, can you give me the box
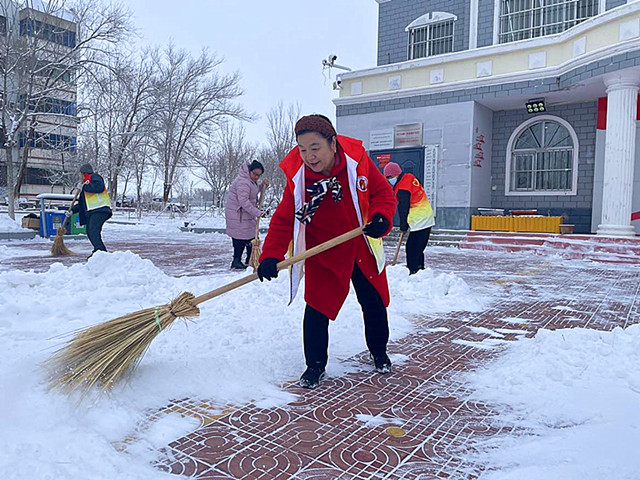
[336,102,475,208]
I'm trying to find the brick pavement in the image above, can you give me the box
[2,230,639,478]
[148,252,639,479]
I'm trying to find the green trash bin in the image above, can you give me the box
[69,213,86,235]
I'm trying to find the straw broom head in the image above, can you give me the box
[51,225,74,256]
[46,291,200,396]
[248,237,261,270]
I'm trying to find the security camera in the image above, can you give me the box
[332,79,343,90]
[321,54,352,72]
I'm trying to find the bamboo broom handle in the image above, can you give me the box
[193,226,365,305]
[254,183,266,240]
[62,185,83,227]
[392,231,405,266]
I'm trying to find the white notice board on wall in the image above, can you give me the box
[424,144,438,215]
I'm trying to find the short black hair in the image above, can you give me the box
[249,160,264,173]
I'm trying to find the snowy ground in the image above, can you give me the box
[0,211,484,480]
[461,325,640,480]
[1,210,639,479]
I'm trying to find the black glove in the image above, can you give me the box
[363,213,390,239]
[257,257,279,282]
[400,220,409,233]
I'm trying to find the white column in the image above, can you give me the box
[597,73,639,237]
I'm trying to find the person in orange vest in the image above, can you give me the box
[383,162,435,275]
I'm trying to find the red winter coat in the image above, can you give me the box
[260,135,396,319]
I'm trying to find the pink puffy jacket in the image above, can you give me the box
[225,163,264,240]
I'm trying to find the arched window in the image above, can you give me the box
[406,12,456,60]
[506,116,578,195]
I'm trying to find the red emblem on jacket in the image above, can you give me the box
[357,176,368,192]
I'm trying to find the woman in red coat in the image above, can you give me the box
[257,114,397,389]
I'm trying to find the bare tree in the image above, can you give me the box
[80,52,157,204]
[149,43,249,207]
[0,0,131,218]
[261,101,300,204]
[191,122,257,208]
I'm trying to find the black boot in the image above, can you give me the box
[231,258,247,270]
[299,366,325,389]
[371,353,392,374]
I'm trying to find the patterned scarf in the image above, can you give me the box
[295,177,343,225]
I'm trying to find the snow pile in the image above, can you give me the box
[0,250,482,479]
[0,214,27,232]
[387,265,485,314]
[463,325,640,480]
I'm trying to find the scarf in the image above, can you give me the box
[295,177,343,225]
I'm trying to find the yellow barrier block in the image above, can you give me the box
[471,216,562,233]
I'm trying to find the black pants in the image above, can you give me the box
[86,211,111,252]
[406,227,431,274]
[303,264,389,369]
[232,238,252,264]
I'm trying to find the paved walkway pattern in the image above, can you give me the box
[3,229,639,478]
[151,246,639,479]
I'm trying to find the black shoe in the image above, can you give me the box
[299,367,325,389]
[231,259,247,270]
[371,353,392,374]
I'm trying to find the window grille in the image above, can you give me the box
[499,0,598,43]
[409,19,454,59]
[510,120,574,192]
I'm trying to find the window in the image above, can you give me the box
[19,131,77,153]
[24,168,52,186]
[506,116,578,195]
[20,18,76,48]
[499,0,598,43]
[406,12,456,60]
[19,95,77,116]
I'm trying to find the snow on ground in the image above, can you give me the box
[0,221,485,480]
[0,213,29,232]
[461,325,640,480]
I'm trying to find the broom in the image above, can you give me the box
[51,186,82,256]
[46,226,366,396]
[391,231,406,266]
[248,183,267,271]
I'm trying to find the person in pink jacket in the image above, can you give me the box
[225,160,269,269]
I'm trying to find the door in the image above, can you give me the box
[370,147,425,227]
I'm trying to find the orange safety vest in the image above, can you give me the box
[84,188,112,211]
[394,173,435,231]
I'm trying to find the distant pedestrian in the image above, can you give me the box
[71,163,112,256]
[383,162,435,274]
[225,161,269,269]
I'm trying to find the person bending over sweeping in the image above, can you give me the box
[383,162,435,275]
[71,163,112,256]
[225,160,269,270]
[257,114,397,389]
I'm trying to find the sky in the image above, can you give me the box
[125,0,379,145]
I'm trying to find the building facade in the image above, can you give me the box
[335,0,640,235]
[0,1,78,201]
